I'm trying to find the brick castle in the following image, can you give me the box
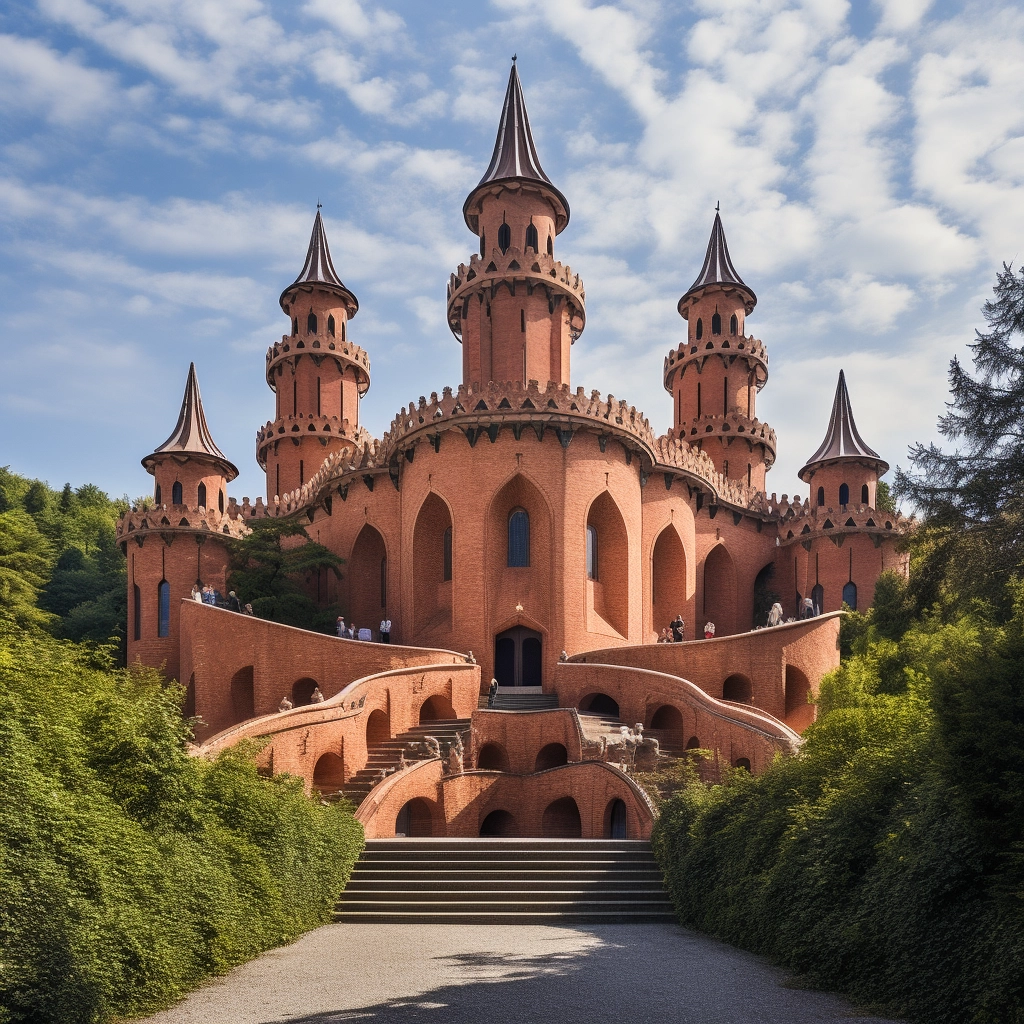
[118,63,909,840]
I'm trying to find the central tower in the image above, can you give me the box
[448,60,586,390]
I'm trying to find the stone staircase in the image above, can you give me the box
[342,719,470,805]
[487,686,560,712]
[335,839,676,924]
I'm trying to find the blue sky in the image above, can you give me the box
[1,0,1023,504]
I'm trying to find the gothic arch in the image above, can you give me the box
[703,543,738,636]
[229,666,255,724]
[785,665,813,731]
[585,490,629,637]
[348,523,388,636]
[413,491,454,635]
[651,523,687,635]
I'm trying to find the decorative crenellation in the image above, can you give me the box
[116,502,253,544]
[255,414,368,468]
[446,248,586,341]
[265,335,370,394]
[663,333,769,393]
[675,413,777,466]
[777,503,913,547]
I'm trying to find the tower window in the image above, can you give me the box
[498,220,511,253]
[307,311,317,334]
[328,314,336,337]
[817,486,825,506]
[219,489,225,513]
[155,484,161,505]
[342,321,346,341]
[861,484,869,504]
[508,509,530,567]
[172,481,183,505]
[157,580,170,638]
[747,464,751,487]
[839,483,850,506]
[480,231,485,257]
[730,314,738,335]
[292,317,298,336]
[525,222,538,252]
[443,526,453,581]
[586,524,598,581]
[197,482,207,508]
[842,581,858,610]
[547,235,553,255]
[712,312,722,335]
[695,318,703,340]
[133,584,141,641]
[521,309,526,333]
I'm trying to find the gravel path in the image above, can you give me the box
[138,922,903,1024]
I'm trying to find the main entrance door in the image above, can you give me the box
[494,627,542,686]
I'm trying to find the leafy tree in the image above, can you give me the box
[0,510,55,630]
[896,262,1024,618]
[228,518,344,631]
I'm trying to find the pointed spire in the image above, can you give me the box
[678,211,756,314]
[280,209,359,314]
[463,61,569,233]
[143,363,238,480]
[799,370,888,482]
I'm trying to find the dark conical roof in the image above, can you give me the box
[678,211,756,315]
[279,209,358,313]
[463,61,569,233]
[799,370,887,482]
[143,363,238,480]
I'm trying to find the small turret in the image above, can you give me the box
[799,370,888,509]
[665,211,774,489]
[262,208,370,501]
[449,59,585,391]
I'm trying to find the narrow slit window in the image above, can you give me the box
[219,489,225,513]
[861,484,869,504]
[747,464,751,487]
[133,584,141,641]
[498,221,510,253]
[525,222,538,251]
[839,483,850,506]
[480,231,485,257]
[817,486,825,506]
[697,382,702,417]
[712,312,722,335]
[157,580,170,638]
[197,482,207,508]
[155,484,161,505]
[299,459,304,485]
[443,526,453,581]
[586,524,598,580]
[546,235,553,255]
[292,317,298,336]
[328,314,336,337]
[317,377,321,416]
[508,509,530,567]
[521,309,526,332]
[695,318,703,340]
[730,314,738,335]
[171,481,183,505]
[307,311,317,334]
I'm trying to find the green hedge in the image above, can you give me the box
[653,589,1024,1024]
[0,628,363,1023]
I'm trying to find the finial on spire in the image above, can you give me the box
[317,199,322,210]
[280,208,359,316]
[512,53,517,63]
[678,209,756,316]
[715,200,720,212]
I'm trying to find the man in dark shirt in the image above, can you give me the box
[670,615,685,642]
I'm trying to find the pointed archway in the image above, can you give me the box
[586,491,629,637]
[652,523,687,637]
[412,492,453,636]
[703,543,737,636]
[349,523,387,637]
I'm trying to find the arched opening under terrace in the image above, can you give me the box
[586,491,629,637]
[348,523,387,637]
[785,665,814,732]
[413,492,453,636]
[652,524,687,635]
[735,757,751,771]
[365,708,391,748]
[647,704,684,755]
[703,544,737,636]
[722,674,752,703]
[395,798,435,838]
[476,743,510,772]
[542,797,582,838]
[605,798,628,838]
[480,809,517,837]
[312,751,345,794]
[419,694,456,723]
[579,693,620,718]
[534,743,569,772]
[291,677,319,707]
[229,666,255,724]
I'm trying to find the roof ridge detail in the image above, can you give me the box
[288,209,345,291]
[799,370,887,480]
[679,211,756,312]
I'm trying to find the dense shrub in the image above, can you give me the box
[653,580,1024,1024]
[0,627,363,1024]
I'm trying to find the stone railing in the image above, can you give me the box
[447,247,586,341]
[778,504,913,546]
[255,414,366,468]
[265,334,370,394]
[663,333,769,391]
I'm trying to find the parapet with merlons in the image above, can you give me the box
[265,335,370,395]
[778,503,913,548]
[663,333,769,393]
[255,414,367,469]
[678,412,777,467]
[116,502,253,550]
[447,248,586,341]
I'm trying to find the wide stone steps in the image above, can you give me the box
[335,839,676,924]
[488,686,560,711]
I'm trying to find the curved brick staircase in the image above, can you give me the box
[335,839,675,924]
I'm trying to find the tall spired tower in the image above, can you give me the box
[664,212,776,490]
[448,60,586,389]
[259,209,370,502]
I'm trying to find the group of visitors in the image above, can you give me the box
[657,614,688,643]
[335,616,393,643]
[191,584,253,615]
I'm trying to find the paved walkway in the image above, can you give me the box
[140,922,903,1024]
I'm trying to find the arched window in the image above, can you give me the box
[299,459,304,486]
[307,311,317,334]
[157,580,170,637]
[497,221,510,253]
[817,486,825,506]
[171,481,183,505]
[839,483,850,506]
[341,321,346,341]
[443,526,452,582]
[154,484,161,505]
[219,490,225,513]
[508,509,530,567]
[546,235,553,255]
[811,582,824,615]
[525,222,538,251]
[586,524,598,580]
[133,584,141,641]
[842,581,857,610]
[292,317,298,336]
[480,231,485,257]
[328,314,336,337]
[747,464,751,487]
[695,318,703,340]
[712,312,722,335]
[197,482,207,508]
[521,309,526,333]
[730,314,738,335]
[861,483,869,505]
